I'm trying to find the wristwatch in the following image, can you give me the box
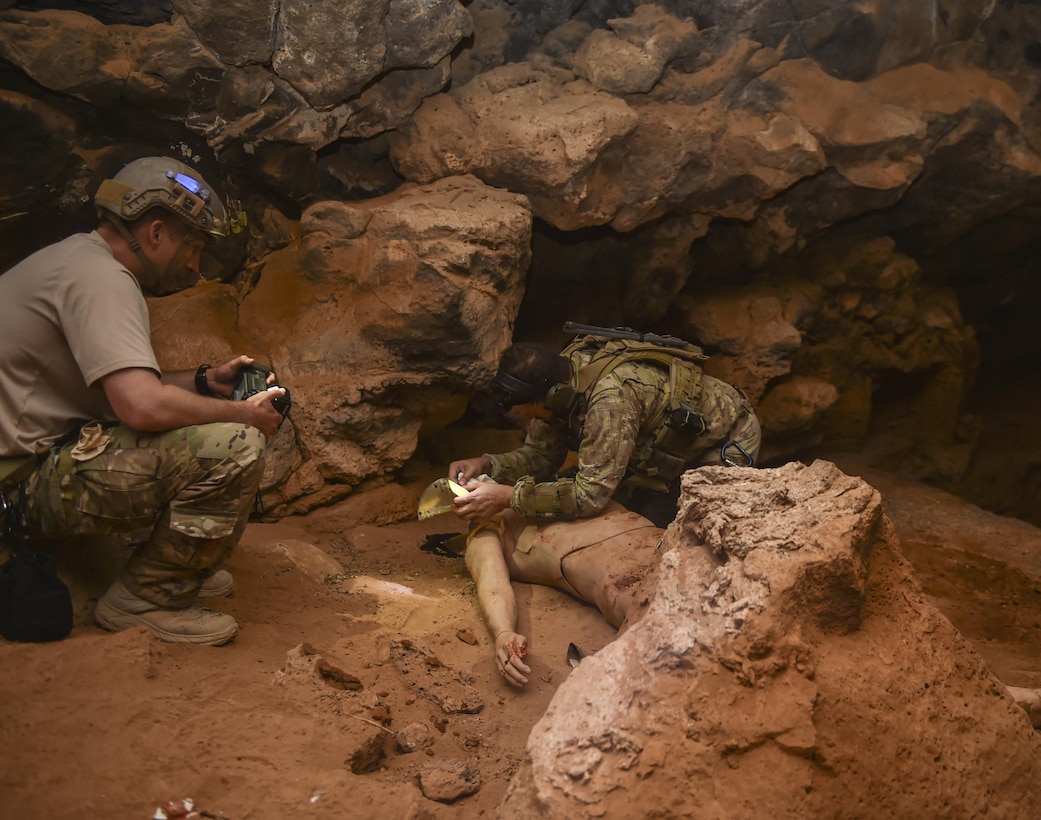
[195,364,213,396]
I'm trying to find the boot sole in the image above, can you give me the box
[94,599,237,646]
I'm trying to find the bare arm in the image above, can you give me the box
[465,528,531,687]
[160,354,275,398]
[103,366,285,438]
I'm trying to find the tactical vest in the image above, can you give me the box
[561,335,711,484]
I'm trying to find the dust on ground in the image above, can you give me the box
[1,456,1040,818]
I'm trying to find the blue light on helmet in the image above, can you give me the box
[166,170,210,200]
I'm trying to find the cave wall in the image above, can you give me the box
[1,0,1040,518]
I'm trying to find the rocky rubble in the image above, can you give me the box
[2,3,1041,816]
[0,450,1039,816]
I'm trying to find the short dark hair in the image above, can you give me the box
[100,205,192,239]
[128,206,192,237]
[492,343,569,407]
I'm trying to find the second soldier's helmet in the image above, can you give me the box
[94,156,232,237]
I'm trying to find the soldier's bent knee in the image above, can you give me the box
[188,423,267,473]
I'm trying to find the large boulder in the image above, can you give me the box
[271,0,470,109]
[0,10,225,112]
[171,0,279,66]
[501,460,1041,817]
[151,175,533,515]
[388,61,642,231]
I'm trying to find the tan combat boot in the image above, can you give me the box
[198,569,234,599]
[94,580,237,646]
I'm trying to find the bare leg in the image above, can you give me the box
[464,527,531,687]
[463,504,661,688]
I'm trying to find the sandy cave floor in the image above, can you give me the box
[1,454,1040,819]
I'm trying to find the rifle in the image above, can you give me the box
[562,322,696,351]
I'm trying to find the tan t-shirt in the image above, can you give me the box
[0,231,159,455]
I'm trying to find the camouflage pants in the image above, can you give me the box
[25,422,266,607]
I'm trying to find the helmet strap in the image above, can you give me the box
[104,216,164,289]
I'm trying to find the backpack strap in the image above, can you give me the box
[563,335,712,482]
[565,336,706,397]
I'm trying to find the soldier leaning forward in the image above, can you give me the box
[449,330,761,528]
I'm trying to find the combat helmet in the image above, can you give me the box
[94,156,232,237]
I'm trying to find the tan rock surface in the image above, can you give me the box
[149,174,532,515]
[502,460,1041,817]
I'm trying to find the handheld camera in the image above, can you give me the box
[231,364,291,417]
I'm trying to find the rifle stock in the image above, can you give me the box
[562,321,693,350]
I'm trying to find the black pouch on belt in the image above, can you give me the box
[0,551,73,642]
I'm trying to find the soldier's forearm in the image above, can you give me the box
[510,473,615,520]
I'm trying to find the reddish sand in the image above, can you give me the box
[1,455,1039,818]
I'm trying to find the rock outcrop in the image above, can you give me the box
[150,175,532,512]
[1,1,1040,517]
[501,460,1041,817]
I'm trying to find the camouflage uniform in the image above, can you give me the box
[488,346,760,521]
[25,422,266,607]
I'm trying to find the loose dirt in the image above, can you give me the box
[1,454,1039,818]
